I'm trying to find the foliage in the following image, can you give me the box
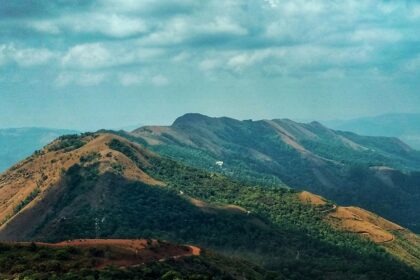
[80,152,101,164]
[122,119,420,233]
[13,187,41,214]
[47,135,86,152]
[0,243,265,280]
[21,141,419,279]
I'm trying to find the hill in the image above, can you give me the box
[0,239,270,279]
[0,127,77,172]
[130,113,420,232]
[324,113,420,150]
[0,132,419,279]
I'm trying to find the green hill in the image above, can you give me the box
[0,240,268,280]
[129,113,420,232]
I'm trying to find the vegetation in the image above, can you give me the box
[0,242,265,280]
[47,135,86,152]
[127,116,420,233]
[80,152,101,164]
[14,138,416,279]
[13,187,41,214]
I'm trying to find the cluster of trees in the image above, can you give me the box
[47,135,86,152]
[13,187,40,214]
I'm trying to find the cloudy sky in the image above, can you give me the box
[1,0,420,130]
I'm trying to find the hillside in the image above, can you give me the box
[324,113,420,150]
[0,132,419,279]
[0,127,77,172]
[0,239,270,280]
[130,113,420,232]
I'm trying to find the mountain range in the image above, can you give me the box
[324,113,420,150]
[0,114,420,278]
[130,113,420,233]
[0,132,419,279]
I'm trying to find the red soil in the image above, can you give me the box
[33,239,201,269]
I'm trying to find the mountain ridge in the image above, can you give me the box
[131,113,420,232]
[0,132,419,278]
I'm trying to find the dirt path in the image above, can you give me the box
[32,239,201,268]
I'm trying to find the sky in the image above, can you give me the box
[1,0,420,131]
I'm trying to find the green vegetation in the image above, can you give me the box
[126,116,420,233]
[17,139,418,279]
[80,152,101,164]
[0,242,264,280]
[13,187,40,214]
[47,135,86,152]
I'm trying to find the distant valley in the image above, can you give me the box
[0,128,77,172]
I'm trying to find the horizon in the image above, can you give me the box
[1,111,420,132]
[2,1,420,130]
[0,112,420,133]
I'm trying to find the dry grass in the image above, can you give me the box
[298,191,327,206]
[26,239,200,269]
[0,133,164,230]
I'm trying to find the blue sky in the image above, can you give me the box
[1,0,420,130]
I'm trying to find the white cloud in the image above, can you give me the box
[61,42,165,69]
[264,0,278,8]
[119,73,143,86]
[70,14,147,38]
[30,21,60,34]
[3,0,420,84]
[199,17,247,36]
[350,28,402,43]
[151,74,169,86]
[78,72,107,86]
[199,58,222,71]
[198,45,375,76]
[28,13,147,38]
[172,51,190,62]
[0,44,57,67]
[55,72,107,87]
[62,43,112,69]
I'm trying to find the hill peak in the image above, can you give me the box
[172,113,212,126]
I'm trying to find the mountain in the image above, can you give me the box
[0,127,77,172]
[0,132,419,279]
[130,113,420,232]
[323,113,420,150]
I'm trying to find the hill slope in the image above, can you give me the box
[0,239,269,280]
[130,113,420,232]
[0,127,77,172]
[0,132,419,279]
